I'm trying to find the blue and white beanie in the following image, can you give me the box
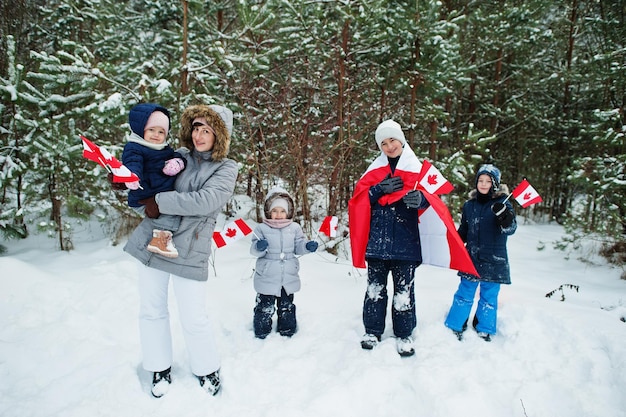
[475,164,501,192]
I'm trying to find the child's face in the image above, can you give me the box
[270,207,287,219]
[192,124,215,152]
[144,127,167,144]
[477,174,493,195]
[380,138,403,158]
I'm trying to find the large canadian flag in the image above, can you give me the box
[511,179,542,208]
[319,216,338,238]
[417,159,454,195]
[348,146,478,276]
[213,218,253,248]
[81,135,139,183]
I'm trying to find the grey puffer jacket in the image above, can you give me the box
[250,191,311,296]
[124,147,238,281]
[250,221,310,296]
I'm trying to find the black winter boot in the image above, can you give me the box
[197,369,221,396]
[151,367,172,398]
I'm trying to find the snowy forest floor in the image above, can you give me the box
[1,218,625,417]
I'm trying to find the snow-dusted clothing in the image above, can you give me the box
[363,259,418,338]
[366,179,429,261]
[254,288,296,337]
[351,137,429,341]
[445,165,517,336]
[457,186,516,284]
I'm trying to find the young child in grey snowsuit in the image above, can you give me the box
[249,188,318,338]
[444,164,517,341]
[122,103,186,258]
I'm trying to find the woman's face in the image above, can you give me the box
[191,119,215,152]
[380,138,403,158]
[477,174,493,195]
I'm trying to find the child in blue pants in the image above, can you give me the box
[445,164,516,341]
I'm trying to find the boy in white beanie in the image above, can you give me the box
[249,188,318,338]
[122,103,186,258]
[348,119,430,357]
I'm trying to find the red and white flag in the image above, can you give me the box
[417,159,454,195]
[319,216,338,238]
[348,146,478,276]
[511,179,542,208]
[212,218,253,248]
[81,135,139,183]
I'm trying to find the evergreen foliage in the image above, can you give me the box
[0,0,624,265]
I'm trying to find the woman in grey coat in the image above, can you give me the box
[124,104,238,398]
[250,189,318,338]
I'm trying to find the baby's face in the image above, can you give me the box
[144,127,167,144]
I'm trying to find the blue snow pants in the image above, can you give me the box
[363,259,418,339]
[253,287,297,338]
[444,277,500,335]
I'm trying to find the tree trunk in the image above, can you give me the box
[328,20,351,217]
[180,0,189,96]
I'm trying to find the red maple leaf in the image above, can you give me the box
[427,174,439,185]
[225,227,238,238]
[523,192,532,201]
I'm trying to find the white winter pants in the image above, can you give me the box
[137,263,220,376]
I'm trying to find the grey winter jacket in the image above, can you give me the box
[457,187,516,284]
[124,147,238,281]
[250,222,309,296]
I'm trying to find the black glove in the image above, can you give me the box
[256,239,269,251]
[138,196,160,219]
[403,190,423,209]
[378,175,404,194]
[108,173,128,191]
[492,202,514,227]
[305,241,318,252]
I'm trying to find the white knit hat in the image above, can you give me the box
[375,119,406,150]
[269,198,289,213]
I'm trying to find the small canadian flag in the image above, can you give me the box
[319,216,338,238]
[213,218,253,248]
[417,160,454,195]
[81,135,139,183]
[511,179,542,208]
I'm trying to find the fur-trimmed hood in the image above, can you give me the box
[264,189,295,219]
[179,104,232,161]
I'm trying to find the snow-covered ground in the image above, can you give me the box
[1,216,625,417]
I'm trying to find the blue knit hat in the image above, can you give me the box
[475,164,501,192]
[128,103,171,137]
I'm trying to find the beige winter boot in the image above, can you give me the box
[147,229,179,258]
